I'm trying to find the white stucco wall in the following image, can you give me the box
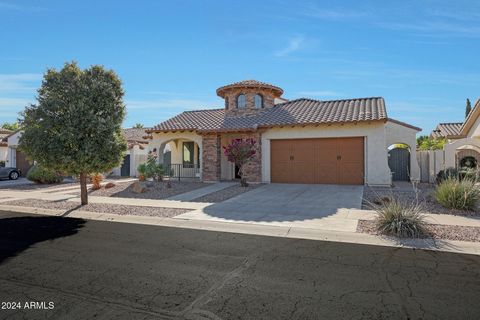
[385,121,421,182]
[7,131,21,147]
[0,146,7,162]
[261,122,392,186]
[444,137,480,168]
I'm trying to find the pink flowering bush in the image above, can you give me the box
[223,138,257,187]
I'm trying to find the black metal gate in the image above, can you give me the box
[388,148,410,181]
[120,155,130,177]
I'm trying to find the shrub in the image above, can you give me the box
[0,160,5,167]
[436,167,459,184]
[137,163,147,181]
[144,154,164,181]
[373,198,427,238]
[90,173,103,190]
[27,165,63,184]
[435,178,480,210]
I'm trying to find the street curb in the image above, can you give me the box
[1,205,479,256]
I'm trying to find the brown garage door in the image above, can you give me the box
[270,137,364,185]
[16,150,33,177]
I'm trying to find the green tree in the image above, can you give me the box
[133,123,144,128]
[466,98,472,118]
[1,122,19,131]
[418,137,446,151]
[19,62,127,205]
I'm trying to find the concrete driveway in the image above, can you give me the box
[176,184,365,231]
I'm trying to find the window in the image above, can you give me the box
[237,94,246,108]
[254,94,263,108]
[183,141,194,167]
[225,97,229,108]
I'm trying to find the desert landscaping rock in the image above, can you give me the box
[132,181,148,193]
[357,219,480,243]
[2,199,190,217]
[78,180,207,200]
[362,183,480,216]
[192,184,262,203]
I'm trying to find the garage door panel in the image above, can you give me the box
[271,137,364,185]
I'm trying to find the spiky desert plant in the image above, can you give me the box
[373,198,427,238]
[435,178,480,210]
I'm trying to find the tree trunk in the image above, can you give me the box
[80,172,88,205]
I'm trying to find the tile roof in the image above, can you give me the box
[151,97,388,132]
[216,80,284,97]
[123,128,151,142]
[123,128,152,149]
[0,129,12,146]
[430,122,463,139]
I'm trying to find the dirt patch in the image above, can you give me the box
[193,184,262,203]
[69,180,208,200]
[1,199,190,218]
[362,183,480,216]
[357,219,480,243]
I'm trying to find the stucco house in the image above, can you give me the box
[1,130,33,175]
[146,80,421,186]
[0,128,13,165]
[430,99,480,170]
[111,128,150,177]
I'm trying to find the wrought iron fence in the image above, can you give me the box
[163,163,200,181]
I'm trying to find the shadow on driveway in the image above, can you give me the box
[194,184,365,223]
[0,214,86,264]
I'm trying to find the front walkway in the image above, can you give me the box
[166,181,236,201]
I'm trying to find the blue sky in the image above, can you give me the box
[0,0,479,134]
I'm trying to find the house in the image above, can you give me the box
[2,130,33,175]
[111,128,150,177]
[147,80,421,186]
[0,128,13,165]
[430,99,480,170]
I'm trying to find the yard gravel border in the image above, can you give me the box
[357,219,480,243]
[2,199,190,218]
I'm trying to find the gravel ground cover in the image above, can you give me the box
[192,184,262,203]
[362,183,480,216]
[0,181,78,191]
[357,219,480,243]
[1,199,190,217]
[68,180,207,200]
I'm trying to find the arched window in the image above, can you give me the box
[237,94,246,108]
[254,94,263,108]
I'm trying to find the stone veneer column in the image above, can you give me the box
[201,133,221,182]
[241,132,262,183]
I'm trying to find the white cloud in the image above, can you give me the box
[274,35,305,57]
[304,8,369,21]
[0,73,42,93]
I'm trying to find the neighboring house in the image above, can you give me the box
[111,128,150,177]
[430,99,480,170]
[147,80,421,185]
[3,130,33,176]
[0,128,13,164]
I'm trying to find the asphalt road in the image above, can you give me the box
[0,210,479,320]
